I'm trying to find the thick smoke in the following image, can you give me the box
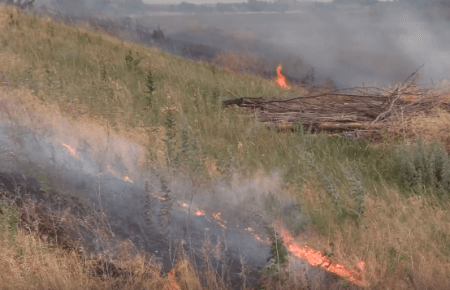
[29,1,450,88]
[131,2,450,87]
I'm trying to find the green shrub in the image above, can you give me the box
[394,136,450,196]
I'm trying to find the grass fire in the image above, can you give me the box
[1,2,450,290]
[276,64,290,89]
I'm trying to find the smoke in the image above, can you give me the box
[0,90,281,287]
[29,1,450,88]
[130,2,450,87]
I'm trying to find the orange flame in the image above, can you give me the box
[152,194,166,201]
[54,141,365,286]
[279,228,367,287]
[165,269,181,290]
[213,212,227,229]
[61,143,80,159]
[123,176,133,183]
[276,64,289,89]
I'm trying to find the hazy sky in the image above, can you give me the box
[144,0,393,5]
[135,0,450,88]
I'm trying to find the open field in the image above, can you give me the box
[1,4,450,289]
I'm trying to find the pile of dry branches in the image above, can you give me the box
[224,67,450,140]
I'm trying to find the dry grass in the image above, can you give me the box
[211,51,268,76]
[1,3,450,290]
[0,185,239,290]
[297,174,450,289]
[386,83,450,152]
[0,190,167,290]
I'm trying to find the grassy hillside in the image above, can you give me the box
[1,4,450,289]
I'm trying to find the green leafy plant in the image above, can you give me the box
[260,226,288,277]
[341,160,365,220]
[394,136,450,196]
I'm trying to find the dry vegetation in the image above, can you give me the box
[1,3,450,289]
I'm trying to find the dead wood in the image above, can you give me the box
[223,65,450,139]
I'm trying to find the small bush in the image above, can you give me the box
[394,136,450,195]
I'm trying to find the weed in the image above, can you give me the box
[144,69,155,107]
[310,161,342,215]
[388,246,398,277]
[158,175,173,237]
[144,180,153,225]
[211,84,220,109]
[394,136,450,196]
[341,160,365,220]
[323,77,336,89]
[47,20,54,37]
[124,50,142,70]
[261,226,288,278]
[0,198,20,243]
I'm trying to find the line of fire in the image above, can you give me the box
[60,135,367,287]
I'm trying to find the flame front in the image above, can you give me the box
[213,212,227,229]
[59,142,365,286]
[276,64,289,89]
[165,269,181,290]
[279,228,367,287]
[61,143,80,159]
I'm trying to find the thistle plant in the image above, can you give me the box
[124,50,142,69]
[180,123,189,157]
[164,107,176,167]
[144,180,153,225]
[260,226,288,278]
[158,175,173,238]
[211,84,220,110]
[341,160,365,220]
[310,161,342,215]
[394,136,450,196]
[144,69,155,108]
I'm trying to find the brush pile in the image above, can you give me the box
[224,69,450,140]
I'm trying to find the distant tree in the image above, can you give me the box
[216,2,234,13]
[1,0,35,8]
[333,0,379,4]
[394,0,448,7]
[178,1,197,13]
[247,0,268,12]
[125,0,146,10]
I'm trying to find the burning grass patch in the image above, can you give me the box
[0,172,231,290]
